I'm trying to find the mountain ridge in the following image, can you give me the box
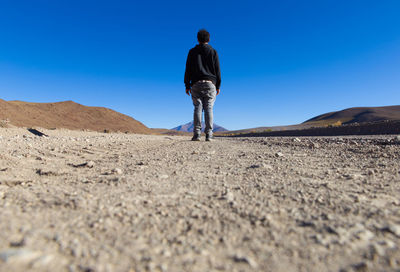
[304,105,400,124]
[0,99,151,134]
[219,105,400,135]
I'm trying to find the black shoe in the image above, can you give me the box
[191,134,201,141]
[205,134,214,141]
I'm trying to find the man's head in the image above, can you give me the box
[197,29,210,44]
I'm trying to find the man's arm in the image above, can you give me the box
[214,50,221,95]
[184,51,192,95]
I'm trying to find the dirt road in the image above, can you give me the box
[0,128,399,271]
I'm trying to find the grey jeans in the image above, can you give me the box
[191,81,217,135]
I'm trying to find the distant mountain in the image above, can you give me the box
[219,105,400,135]
[172,121,228,132]
[0,99,152,134]
[304,105,400,125]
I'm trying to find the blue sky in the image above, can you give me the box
[1,0,399,130]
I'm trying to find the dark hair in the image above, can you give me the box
[197,29,210,43]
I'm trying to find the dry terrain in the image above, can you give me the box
[0,128,399,272]
[0,100,151,134]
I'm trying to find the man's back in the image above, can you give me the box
[184,44,221,91]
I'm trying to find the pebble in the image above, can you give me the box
[36,169,59,176]
[263,164,273,170]
[388,224,400,237]
[112,168,123,175]
[69,161,95,168]
[357,229,374,241]
[86,161,95,168]
[232,254,258,269]
[293,138,301,143]
[9,235,25,247]
[225,191,235,203]
[0,248,41,263]
[372,243,386,256]
[352,262,368,271]
[309,142,320,149]
[159,174,169,179]
[275,152,283,158]
[345,173,363,180]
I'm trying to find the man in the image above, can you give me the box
[184,29,221,141]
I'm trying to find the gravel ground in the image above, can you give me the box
[0,128,399,272]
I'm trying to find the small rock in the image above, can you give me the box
[393,135,400,143]
[9,235,25,247]
[345,173,363,180]
[309,142,320,149]
[275,152,283,158]
[367,169,374,176]
[31,254,54,268]
[357,229,374,241]
[36,169,59,176]
[371,198,388,208]
[159,174,168,179]
[388,224,400,237]
[86,161,95,168]
[372,243,386,256]
[232,254,258,268]
[225,191,235,202]
[352,262,368,272]
[0,248,41,263]
[293,137,301,143]
[382,239,396,249]
[69,161,95,168]
[297,220,315,228]
[262,164,273,170]
[112,168,123,175]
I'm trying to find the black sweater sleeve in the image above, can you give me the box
[214,51,221,89]
[184,51,192,89]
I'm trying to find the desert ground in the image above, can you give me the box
[0,128,399,272]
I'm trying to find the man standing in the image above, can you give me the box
[184,29,221,141]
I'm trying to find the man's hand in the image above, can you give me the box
[216,89,220,95]
[186,89,191,96]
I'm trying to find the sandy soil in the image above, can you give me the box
[0,128,399,272]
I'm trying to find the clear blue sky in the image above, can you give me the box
[1,0,399,130]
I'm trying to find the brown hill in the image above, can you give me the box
[0,99,152,134]
[304,105,400,126]
[219,105,400,136]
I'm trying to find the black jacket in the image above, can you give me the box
[184,44,221,89]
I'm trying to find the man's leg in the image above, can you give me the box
[202,82,217,138]
[191,86,203,139]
